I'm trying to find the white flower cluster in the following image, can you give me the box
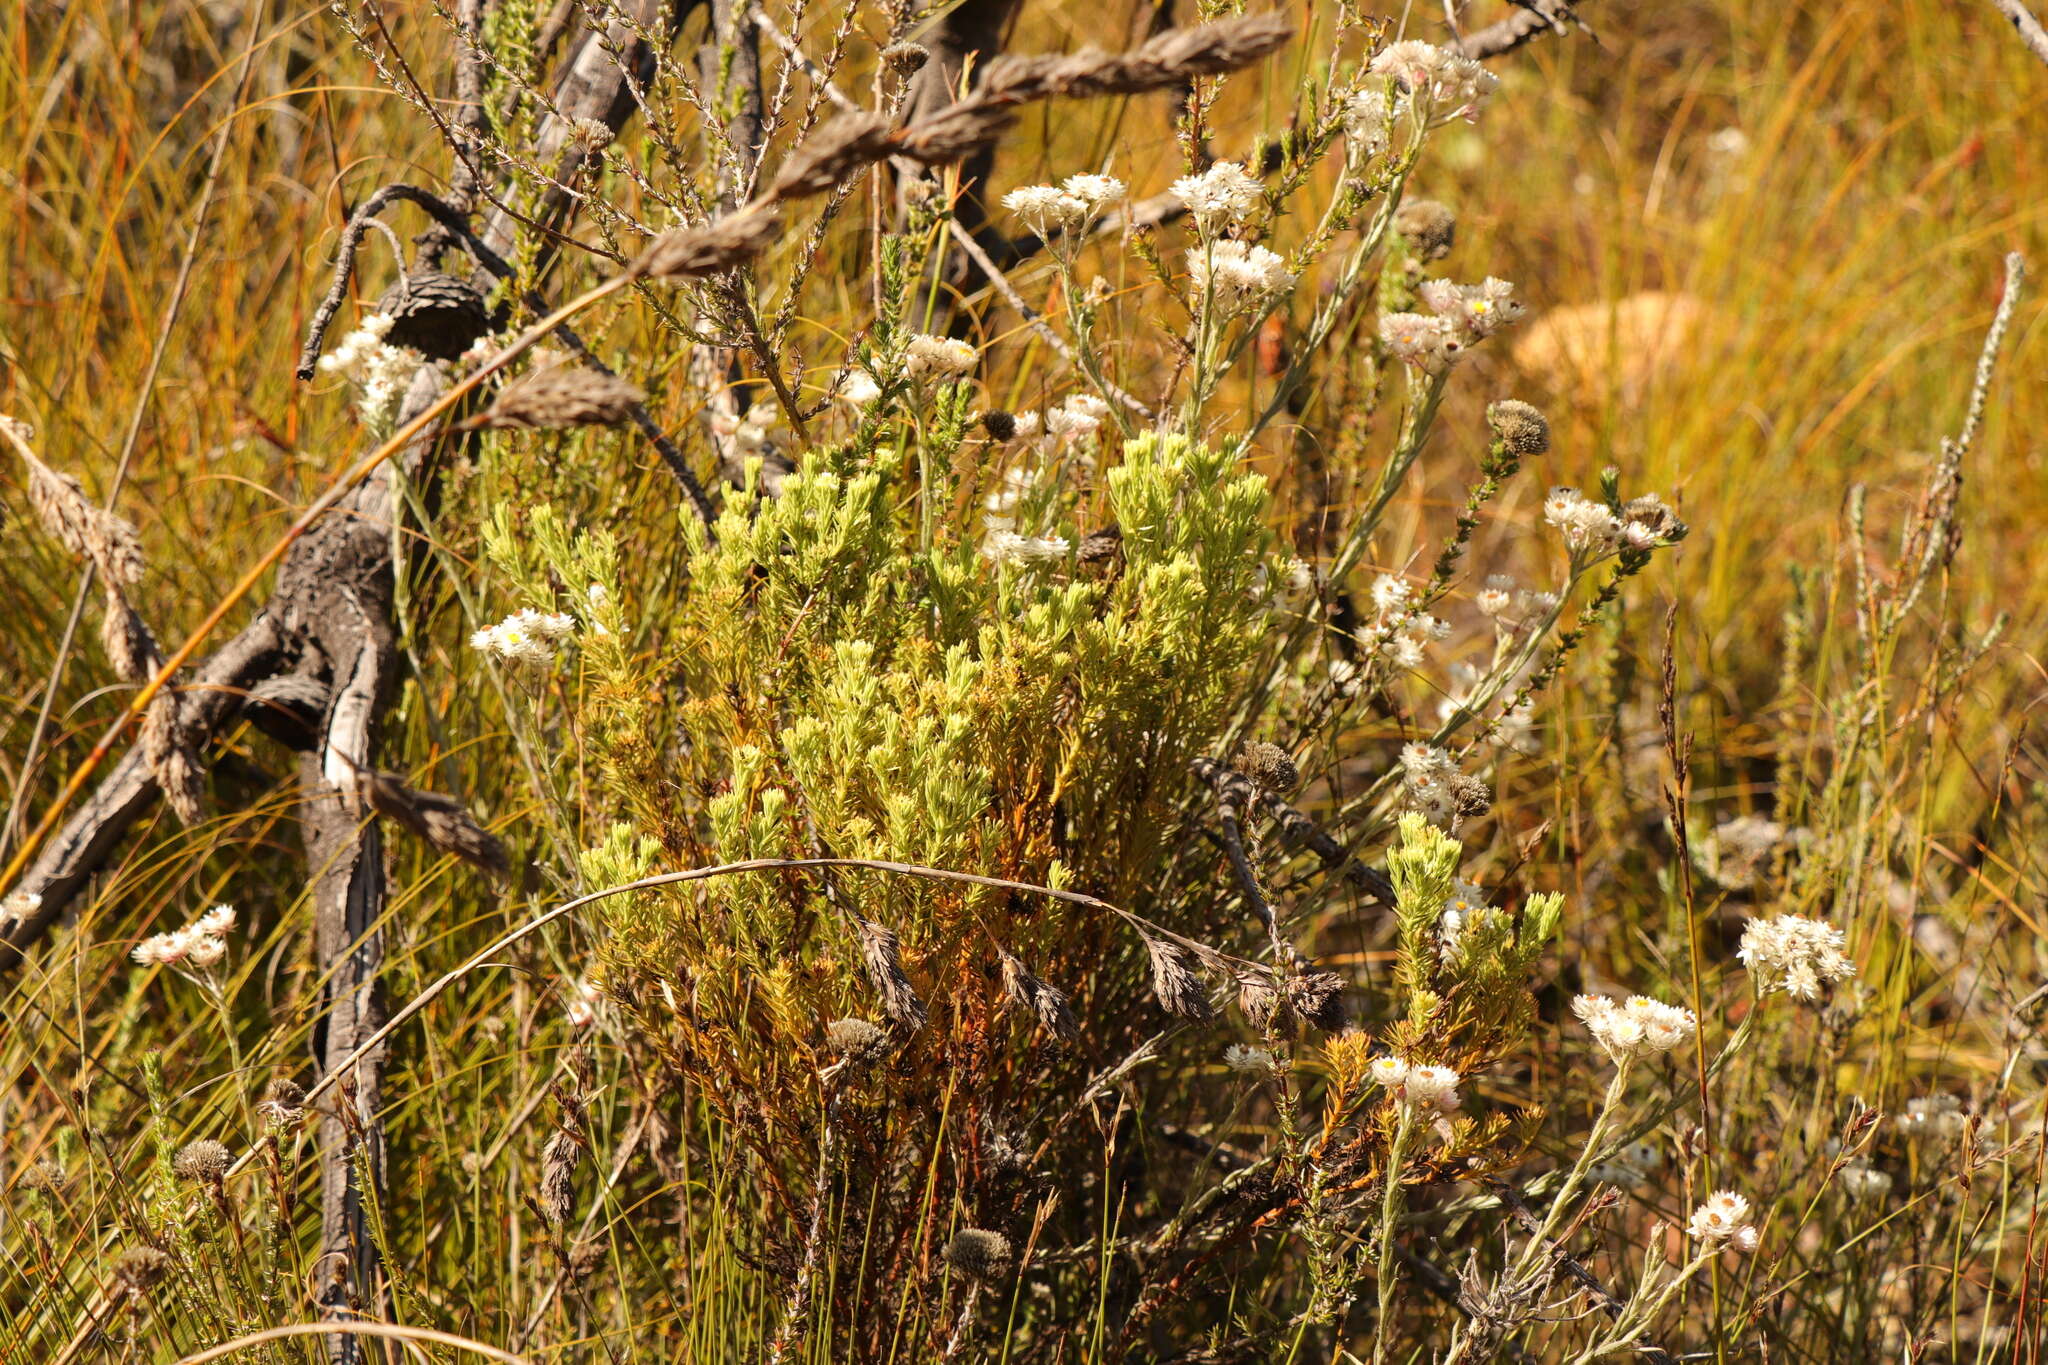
[1368,1056,1462,1111]
[1837,1163,1893,1203]
[1,889,41,929]
[1343,87,1391,161]
[133,904,237,972]
[1897,1094,1967,1146]
[904,333,978,381]
[1436,662,1540,756]
[1357,573,1449,671]
[836,368,883,409]
[980,529,1071,565]
[978,393,1112,566]
[1588,1138,1666,1192]
[1187,239,1294,316]
[1224,1043,1277,1075]
[1436,879,1500,964]
[1571,993,1698,1064]
[1000,173,1126,237]
[1367,41,1499,125]
[316,312,424,432]
[566,975,604,1030]
[1473,573,1559,625]
[1544,488,1687,556]
[711,405,778,455]
[1379,277,1523,371]
[1170,161,1263,235]
[1396,742,1475,826]
[1687,1190,1759,1251]
[469,608,576,668]
[1738,913,1855,999]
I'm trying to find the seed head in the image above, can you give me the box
[881,41,930,75]
[980,409,1018,441]
[1393,199,1457,261]
[1143,935,1213,1021]
[259,1078,308,1130]
[173,1139,232,1185]
[1287,971,1347,1032]
[115,1245,173,1295]
[824,1017,891,1065]
[633,211,783,280]
[944,1228,1014,1283]
[1235,741,1299,794]
[1486,399,1550,456]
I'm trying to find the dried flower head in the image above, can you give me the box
[944,1228,1014,1283]
[855,918,928,1031]
[881,41,930,75]
[173,1139,232,1184]
[1368,41,1499,123]
[980,409,1018,442]
[1287,971,1347,1032]
[1393,199,1458,261]
[538,1127,581,1226]
[1738,914,1855,1000]
[1236,972,1287,1034]
[115,1244,173,1294]
[1837,1163,1893,1203]
[825,1017,891,1066]
[1224,1043,1276,1075]
[19,1159,66,1197]
[1235,741,1299,794]
[1486,399,1550,456]
[259,1078,308,1130]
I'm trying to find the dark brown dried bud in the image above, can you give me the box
[855,918,927,1031]
[1393,199,1457,261]
[472,362,643,431]
[825,1017,891,1065]
[173,1139,232,1185]
[115,1245,173,1294]
[259,1078,308,1130]
[772,115,896,201]
[362,773,511,880]
[1485,399,1550,457]
[99,586,157,684]
[538,1127,581,1226]
[1286,972,1347,1032]
[1076,525,1124,566]
[1447,772,1493,821]
[19,1160,66,1197]
[881,41,930,75]
[1235,741,1299,794]
[1236,972,1288,1035]
[998,950,1079,1045]
[378,271,493,361]
[633,210,783,280]
[1143,935,1213,1021]
[980,409,1018,442]
[943,1228,1013,1283]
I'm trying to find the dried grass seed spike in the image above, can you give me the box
[1287,971,1348,1032]
[1144,935,1214,1020]
[855,918,928,1031]
[771,113,895,201]
[475,362,643,432]
[633,210,783,280]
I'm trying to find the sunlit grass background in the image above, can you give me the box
[2,0,2043,1358]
